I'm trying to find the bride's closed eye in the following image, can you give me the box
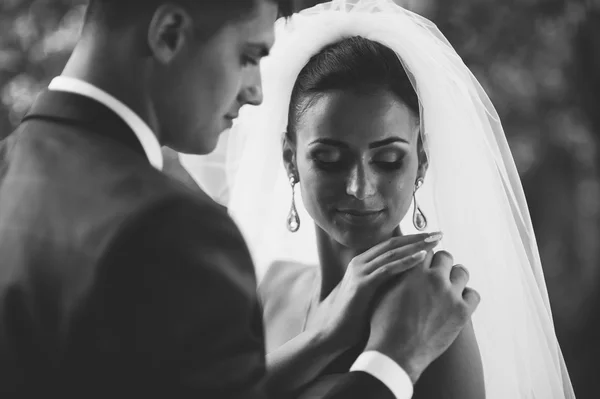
[309,149,348,171]
[372,149,405,171]
[311,149,342,163]
[309,148,404,173]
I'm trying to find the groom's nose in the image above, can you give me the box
[242,84,263,106]
[239,71,263,106]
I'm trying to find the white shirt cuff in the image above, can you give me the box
[350,351,414,399]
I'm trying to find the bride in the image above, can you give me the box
[180,0,575,397]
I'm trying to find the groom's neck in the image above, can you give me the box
[61,30,161,140]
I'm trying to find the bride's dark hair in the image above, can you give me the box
[286,36,420,144]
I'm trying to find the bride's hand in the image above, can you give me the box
[307,232,443,350]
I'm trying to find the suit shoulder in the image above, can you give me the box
[124,191,238,240]
[0,122,233,263]
[102,192,257,298]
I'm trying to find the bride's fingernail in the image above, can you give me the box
[413,250,427,260]
[424,232,443,243]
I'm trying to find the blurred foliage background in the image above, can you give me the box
[1,0,598,396]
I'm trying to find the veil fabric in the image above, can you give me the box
[183,1,575,397]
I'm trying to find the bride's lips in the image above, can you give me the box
[335,208,384,225]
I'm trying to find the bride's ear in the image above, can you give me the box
[282,131,298,178]
[417,130,429,180]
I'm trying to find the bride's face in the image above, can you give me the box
[289,88,422,249]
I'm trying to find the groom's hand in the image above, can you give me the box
[364,250,480,384]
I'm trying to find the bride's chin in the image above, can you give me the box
[334,230,389,251]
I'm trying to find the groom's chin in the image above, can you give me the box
[198,128,231,155]
[175,129,225,156]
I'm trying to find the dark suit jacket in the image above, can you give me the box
[0,90,394,399]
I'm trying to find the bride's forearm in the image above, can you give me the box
[265,329,344,394]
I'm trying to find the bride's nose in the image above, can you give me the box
[346,162,376,200]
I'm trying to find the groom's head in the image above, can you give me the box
[82,0,292,154]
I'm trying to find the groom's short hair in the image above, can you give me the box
[85,0,294,30]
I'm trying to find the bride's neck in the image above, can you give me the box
[315,225,401,301]
[314,227,367,301]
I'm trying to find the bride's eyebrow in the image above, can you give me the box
[308,137,409,148]
[308,138,349,148]
[369,137,409,148]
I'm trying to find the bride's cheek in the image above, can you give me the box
[391,182,413,219]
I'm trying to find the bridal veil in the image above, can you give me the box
[182,1,576,397]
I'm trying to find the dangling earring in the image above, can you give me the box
[412,177,427,231]
[287,174,300,232]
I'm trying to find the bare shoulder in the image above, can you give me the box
[258,261,317,306]
[258,261,319,352]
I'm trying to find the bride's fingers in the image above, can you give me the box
[363,237,441,275]
[358,232,440,263]
[367,250,427,285]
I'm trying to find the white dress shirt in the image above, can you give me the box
[48,76,163,171]
[47,76,413,399]
[352,351,414,399]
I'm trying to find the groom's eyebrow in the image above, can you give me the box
[245,42,271,57]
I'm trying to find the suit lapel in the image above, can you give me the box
[22,90,147,162]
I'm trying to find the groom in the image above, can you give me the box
[0,1,479,398]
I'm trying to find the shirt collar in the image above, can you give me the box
[48,76,163,171]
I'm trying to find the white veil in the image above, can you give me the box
[185,0,575,397]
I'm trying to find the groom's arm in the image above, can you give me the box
[97,194,410,399]
[96,195,268,398]
[316,353,410,399]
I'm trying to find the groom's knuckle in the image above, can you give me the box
[464,288,481,309]
[435,250,454,265]
[456,301,470,320]
[428,271,445,290]
[355,280,368,292]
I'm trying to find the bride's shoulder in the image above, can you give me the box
[258,260,317,306]
[258,261,318,351]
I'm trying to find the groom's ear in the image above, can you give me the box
[282,131,298,178]
[147,4,193,64]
